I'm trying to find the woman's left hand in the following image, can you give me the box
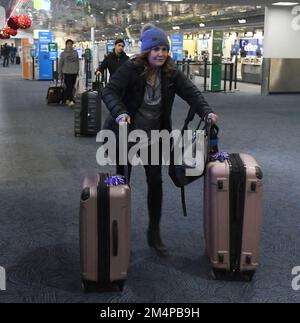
[208,113,218,125]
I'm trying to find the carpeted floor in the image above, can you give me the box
[0,64,300,303]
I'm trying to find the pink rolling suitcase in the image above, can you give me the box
[204,153,263,281]
[79,173,131,291]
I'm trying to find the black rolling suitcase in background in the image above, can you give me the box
[74,58,102,136]
[47,81,64,104]
[74,90,102,136]
[46,70,64,104]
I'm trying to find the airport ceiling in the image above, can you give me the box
[0,0,292,39]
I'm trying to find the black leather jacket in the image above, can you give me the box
[102,59,213,132]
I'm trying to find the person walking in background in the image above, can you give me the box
[2,43,10,67]
[102,24,218,257]
[59,39,79,107]
[10,44,17,64]
[96,38,129,80]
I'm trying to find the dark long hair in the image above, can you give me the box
[133,51,176,78]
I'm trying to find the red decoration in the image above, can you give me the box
[7,16,20,30]
[0,31,10,39]
[3,26,18,37]
[17,15,32,29]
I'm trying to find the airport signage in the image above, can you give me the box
[171,33,183,62]
[48,42,58,60]
[211,30,223,92]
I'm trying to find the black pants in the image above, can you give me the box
[63,73,77,101]
[3,56,9,67]
[116,144,163,231]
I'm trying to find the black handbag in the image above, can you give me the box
[169,110,212,217]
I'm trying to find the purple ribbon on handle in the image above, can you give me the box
[210,151,230,162]
[104,175,126,186]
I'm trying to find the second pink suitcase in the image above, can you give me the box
[80,173,131,291]
[204,153,263,281]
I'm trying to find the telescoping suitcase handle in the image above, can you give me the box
[103,120,129,259]
[120,122,130,185]
[93,74,104,93]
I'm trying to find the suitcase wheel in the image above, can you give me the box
[210,268,227,280]
[81,279,126,293]
[210,269,255,282]
[81,279,90,292]
[81,279,101,292]
[115,280,126,292]
[242,271,255,282]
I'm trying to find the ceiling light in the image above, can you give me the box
[112,8,116,10]
[90,14,93,17]
[272,2,299,5]
[141,22,144,25]
[156,20,159,23]
[256,6,262,8]
[199,23,205,27]
[102,34,105,37]
[238,19,247,24]
[172,26,180,30]
[127,2,132,5]
[100,12,104,14]
[160,0,183,2]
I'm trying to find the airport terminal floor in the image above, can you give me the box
[0,64,300,303]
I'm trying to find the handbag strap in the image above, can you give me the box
[179,115,213,217]
[181,109,211,134]
[181,187,187,217]
[181,106,197,132]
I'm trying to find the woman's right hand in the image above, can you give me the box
[119,115,131,124]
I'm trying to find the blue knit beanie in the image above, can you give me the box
[140,24,170,52]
